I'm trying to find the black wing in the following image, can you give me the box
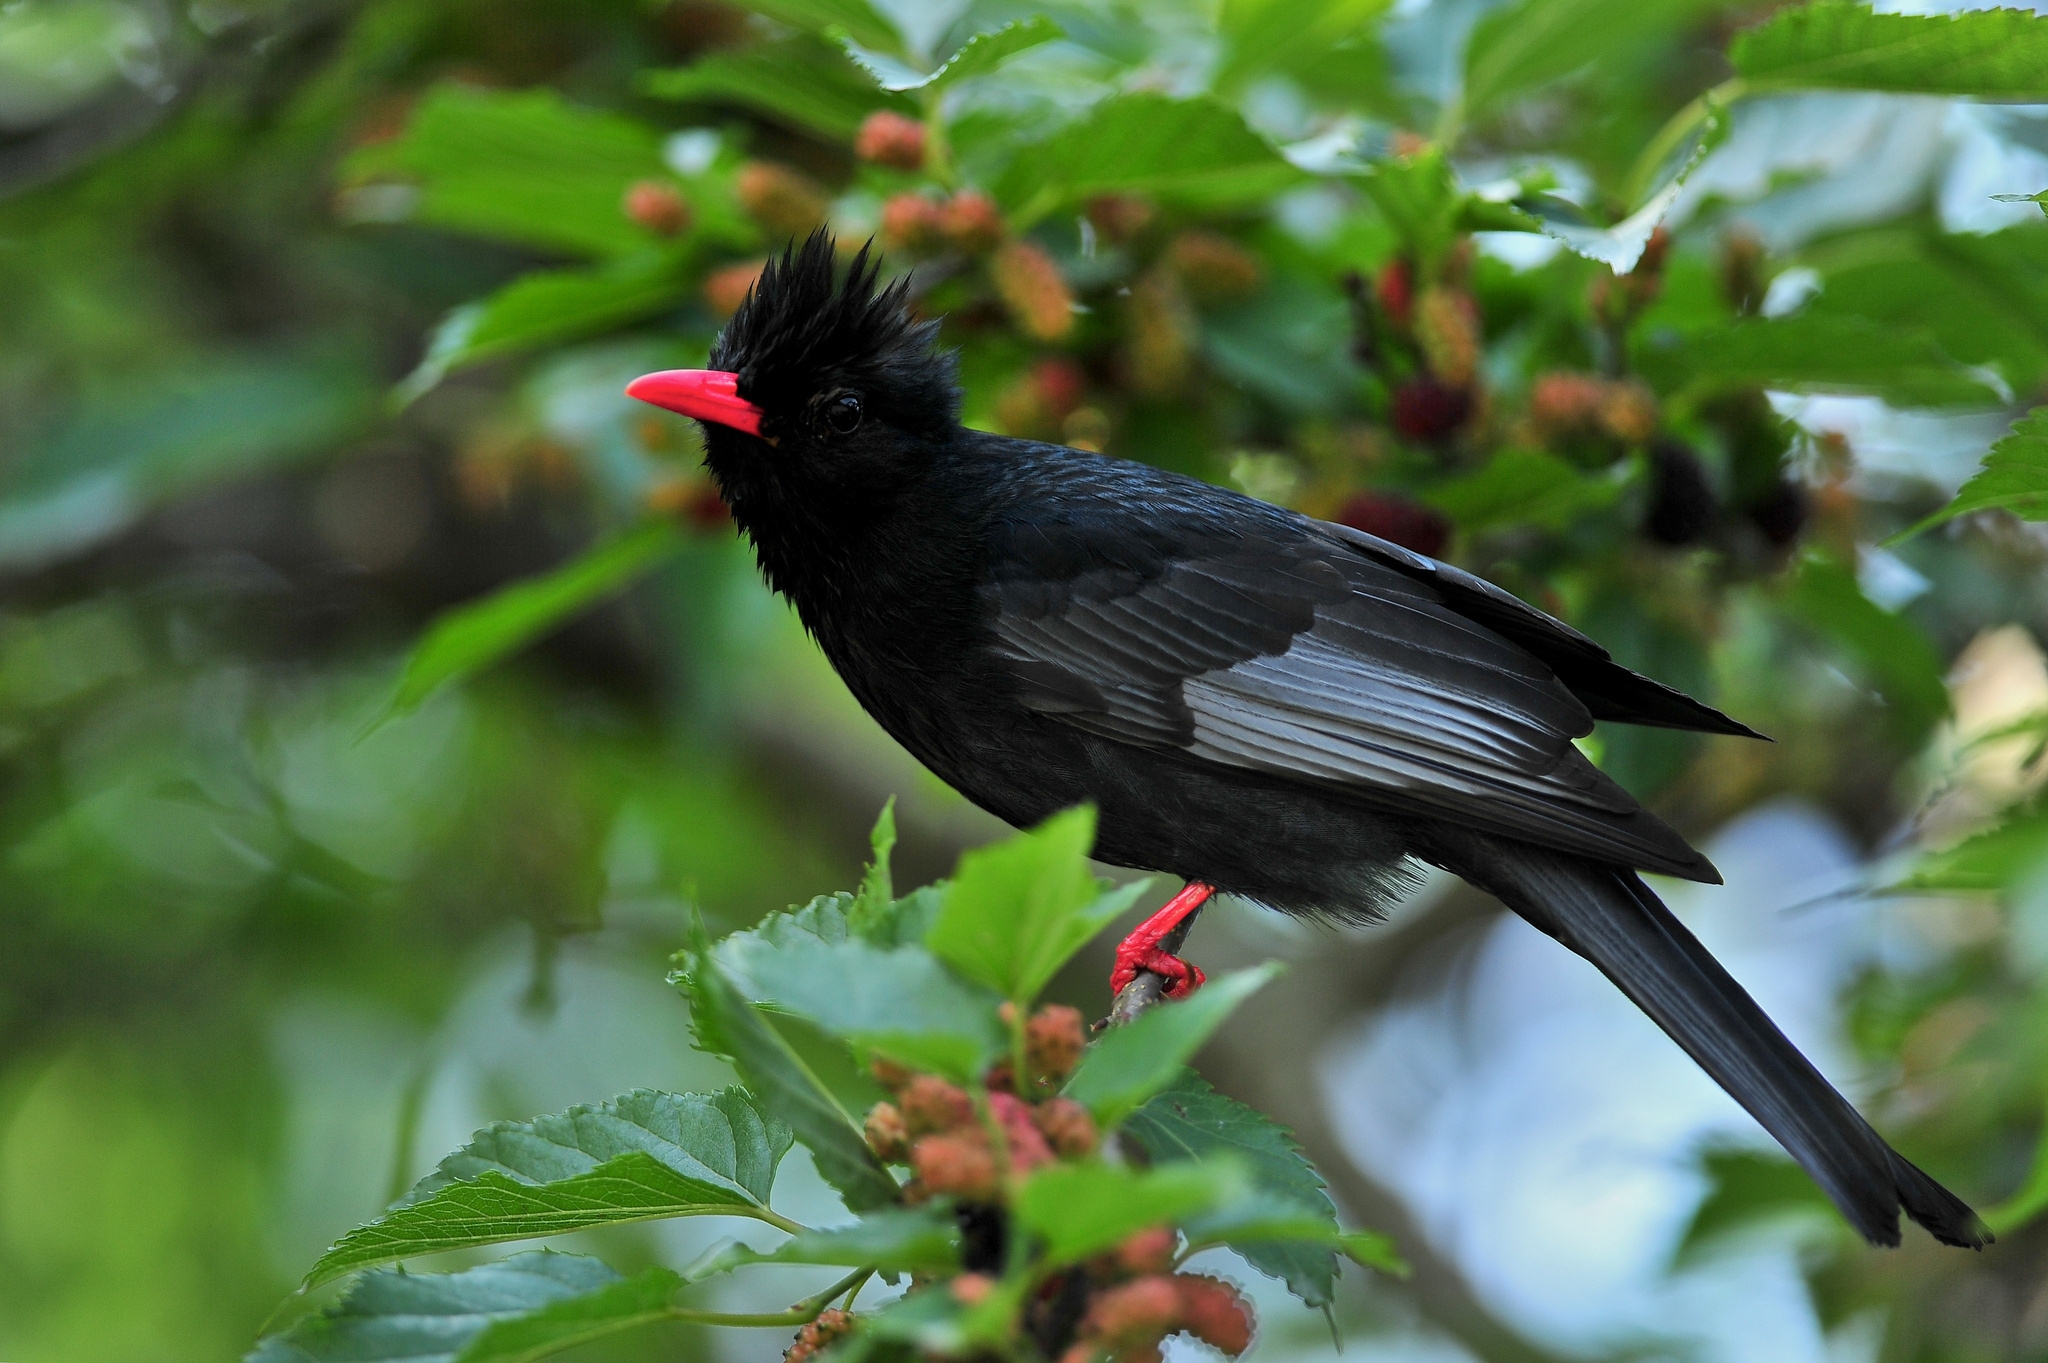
[979,466,1738,882]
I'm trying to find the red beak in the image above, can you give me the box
[625,369,765,437]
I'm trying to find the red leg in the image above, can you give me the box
[1110,882,1213,1000]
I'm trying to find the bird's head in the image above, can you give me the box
[626,230,959,513]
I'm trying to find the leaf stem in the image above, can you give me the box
[749,1204,813,1237]
[1624,78,1746,208]
[668,1266,874,1328]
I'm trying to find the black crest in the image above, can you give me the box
[712,230,957,435]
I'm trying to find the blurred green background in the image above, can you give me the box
[5,0,2048,1359]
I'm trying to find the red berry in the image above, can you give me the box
[899,1074,974,1135]
[855,111,927,170]
[1375,259,1414,327]
[1334,492,1451,558]
[1174,1275,1254,1356]
[941,190,1006,254]
[1389,378,1473,446]
[622,179,690,236]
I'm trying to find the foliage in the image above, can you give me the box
[253,809,1397,1362]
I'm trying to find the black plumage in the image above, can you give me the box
[660,232,1986,1251]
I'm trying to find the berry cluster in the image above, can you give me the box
[804,1003,1257,1363]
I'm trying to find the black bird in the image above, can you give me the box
[627,231,1987,1251]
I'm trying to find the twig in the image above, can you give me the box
[1103,908,1202,1028]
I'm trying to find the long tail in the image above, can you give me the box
[1439,838,1988,1249]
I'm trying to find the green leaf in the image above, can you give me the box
[860,1278,1028,1354]
[997,94,1302,222]
[1883,803,2048,895]
[252,1252,671,1363]
[374,521,684,729]
[745,0,904,55]
[1013,1160,1246,1265]
[683,945,902,1211]
[927,807,1148,1007]
[922,17,1062,90]
[306,1087,791,1287]
[1731,2,2048,100]
[1354,149,1460,265]
[345,86,666,258]
[394,255,691,405]
[1214,0,1394,95]
[856,800,896,913]
[642,36,913,141]
[1062,965,1283,1127]
[685,1207,960,1280]
[1641,315,2002,408]
[1993,190,2048,220]
[1177,1193,1406,1276]
[1895,408,2048,539]
[1421,450,1621,534]
[1463,0,1712,116]
[712,927,1006,1082]
[1676,1150,1835,1262]
[1782,555,1948,740]
[1124,1071,1372,1305]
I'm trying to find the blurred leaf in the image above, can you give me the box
[683,943,902,1211]
[1214,0,1393,95]
[746,0,905,55]
[1180,1193,1406,1275]
[1355,149,1460,264]
[375,521,685,730]
[1124,1071,1371,1305]
[1983,1113,2048,1235]
[1893,408,2048,540]
[1422,449,1621,533]
[1993,189,2048,220]
[1804,227,2048,403]
[1641,315,2002,408]
[253,1252,675,1363]
[643,36,913,140]
[1463,0,1710,116]
[306,1087,790,1287]
[1676,1150,1834,1262]
[684,1207,960,1280]
[345,86,666,258]
[1783,555,1949,739]
[1062,965,1283,1127]
[927,806,1148,1007]
[0,349,374,571]
[1013,1160,1244,1265]
[1883,803,2048,894]
[1203,271,1357,415]
[395,254,692,404]
[713,928,1006,1082]
[998,94,1302,221]
[854,16,1061,90]
[860,1277,1028,1353]
[1731,2,2048,99]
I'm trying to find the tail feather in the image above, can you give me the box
[1443,840,1988,1250]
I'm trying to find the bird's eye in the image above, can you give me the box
[826,393,864,435]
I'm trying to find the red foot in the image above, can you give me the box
[1110,882,1214,1000]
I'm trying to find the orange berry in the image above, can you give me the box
[880,193,943,253]
[864,1101,910,1161]
[900,1075,975,1135]
[870,1056,915,1092]
[1415,285,1481,386]
[1025,1004,1086,1087]
[1083,1276,1183,1348]
[1031,1097,1098,1158]
[1167,230,1261,300]
[941,189,1006,253]
[951,1272,995,1306]
[910,1132,1000,1200]
[1596,379,1658,445]
[855,110,927,170]
[992,241,1075,342]
[736,161,828,238]
[783,1307,856,1363]
[1085,194,1154,244]
[1528,371,1606,437]
[1115,1227,1178,1276]
[1174,1275,1254,1356]
[704,259,766,317]
[622,179,690,236]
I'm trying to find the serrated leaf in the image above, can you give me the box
[683,946,902,1211]
[1215,0,1394,96]
[1882,803,2048,895]
[394,254,691,405]
[1895,408,2048,539]
[1354,149,1460,264]
[1124,1071,1359,1305]
[1463,0,1712,116]
[713,928,1005,1082]
[1014,1160,1246,1265]
[1731,3,2048,99]
[746,0,904,55]
[252,1252,669,1363]
[855,800,895,913]
[924,17,1062,90]
[927,807,1148,1007]
[1640,315,2002,408]
[685,1207,960,1280]
[1062,965,1283,1128]
[1421,449,1620,534]
[997,94,1302,221]
[344,86,666,258]
[642,36,913,140]
[314,1159,709,1284]
[370,521,684,733]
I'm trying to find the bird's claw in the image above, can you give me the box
[1110,946,1206,1000]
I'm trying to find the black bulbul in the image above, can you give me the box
[627,232,1986,1251]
